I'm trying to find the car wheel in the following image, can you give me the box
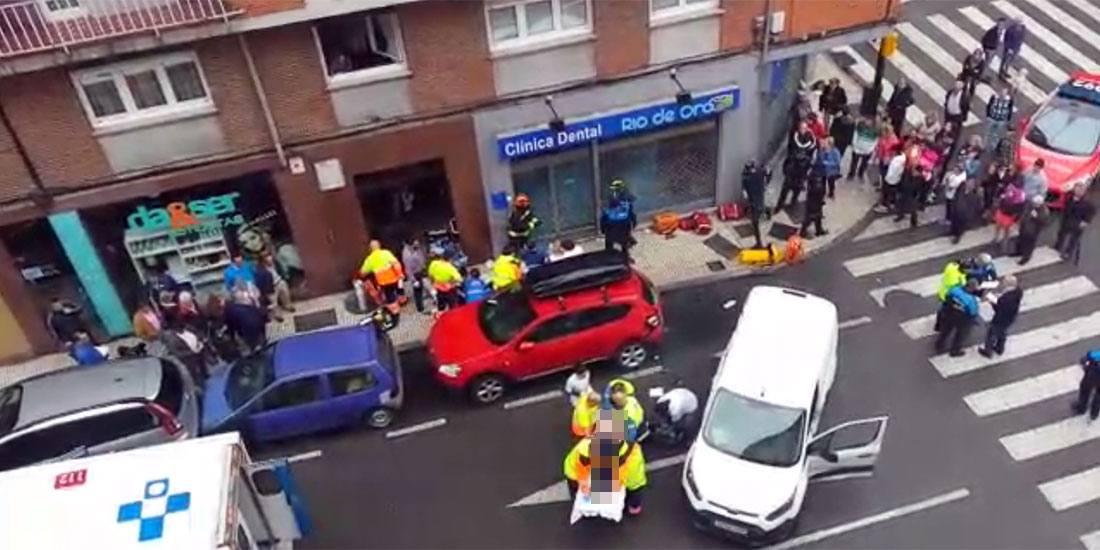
[469,374,507,405]
[616,341,649,370]
[365,407,395,429]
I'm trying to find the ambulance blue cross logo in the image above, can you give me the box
[117,478,191,542]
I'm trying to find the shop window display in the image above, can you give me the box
[512,146,596,238]
[598,123,717,216]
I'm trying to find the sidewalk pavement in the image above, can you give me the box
[0,54,877,386]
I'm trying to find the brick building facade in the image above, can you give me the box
[0,0,896,363]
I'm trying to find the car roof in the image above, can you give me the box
[527,271,646,317]
[11,358,163,431]
[273,325,379,378]
[715,286,837,409]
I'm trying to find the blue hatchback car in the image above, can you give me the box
[202,324,403,442]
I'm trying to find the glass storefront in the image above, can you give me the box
[509,122,718,240]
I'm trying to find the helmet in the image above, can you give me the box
[610,178,626,190]
[514,193,530,207]
[977,252,993,265]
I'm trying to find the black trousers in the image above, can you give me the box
[1074,369,1100,419]
[409,274,425,313]
[1016,232,1040,263]
[1055,225,1083,261]
[800,213,825,237]
[984,322,1010,355]
[849,154,871,179]
[380,282,400,305]
[935,308,972,354]
[775,183,802,211]
[625,488,644,512]
[826,175,839,197]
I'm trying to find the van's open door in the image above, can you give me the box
[806,416,888,482]
[242,458,312,545]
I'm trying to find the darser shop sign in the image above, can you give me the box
[497,86,740,161]
[126,192,245,235]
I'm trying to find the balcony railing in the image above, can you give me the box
[0,0,243,59]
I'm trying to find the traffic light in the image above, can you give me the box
[881,31,899,58]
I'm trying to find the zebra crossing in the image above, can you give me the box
[831,0,1100,131]
[845,211,1100,547]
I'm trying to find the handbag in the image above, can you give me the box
[717,202,743,221]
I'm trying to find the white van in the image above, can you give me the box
[682,286,888,543]
[0,432,310,549]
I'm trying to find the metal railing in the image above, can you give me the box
[0,0,242,58]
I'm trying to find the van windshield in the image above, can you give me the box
[703,388,805,467]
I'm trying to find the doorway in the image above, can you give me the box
[354,160,454,251]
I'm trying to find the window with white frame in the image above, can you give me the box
[39,0,85,20]
[650,0,718,17]
[315,11,405,82]
[72,52,212,129]
[486,0,591,49]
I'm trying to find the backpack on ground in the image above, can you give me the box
[717,202,743,221]
[652,212,679,235]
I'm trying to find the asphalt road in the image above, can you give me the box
[255,187,1100,549]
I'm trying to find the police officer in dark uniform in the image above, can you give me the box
[507,193,540,250]
[799,169,829,239]
[600,197,634,259]
[1073,349,1100,421]
[741,160,771,248]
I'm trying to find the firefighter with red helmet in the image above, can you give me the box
[507,193,540,250]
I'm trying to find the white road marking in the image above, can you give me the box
[929,310,1100,378]
[252,449,324,468]
[844,225,997,278]
[839,316,873,330]
[867,247,1060,306]
[897,22,995,107]
[722,299,738,310]
[1020,0,1100,62]
[853,213,935,242]
[763,488,971,550]
[622,365,664,380]
[385,417,447,439]
[926,13,1046,104]
[503,390,563,410]
[964,365,1081,417]
[1038,464,1100,511]
[1082,530,1100,550]
[992,1,1100,72]
[957,7,1070,85]
[1000,414,1100,461]
[887,49,981,126]
[833,45,925,127]
[1063,0,1100,26]
[900,275,1099,340]
[507,452,687,507]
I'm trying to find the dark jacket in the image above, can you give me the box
[829,116,855,151]
[1018,203,1050,237]
[819,85,848,114]
[804,176,827,216]
[944,88,972,117]
[951,189,983,225]
[599,204,633,244]
[887,85,914,114]
[961,52,984,80]
[48,310,84,343]
[1062,195,1097,230]
[981,25,1001,50]
[1004,23,1025,51]
[742,165,770,204]
[224,302,266,347]
[991,287,1023,326]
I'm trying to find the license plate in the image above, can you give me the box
[713,520,747,535]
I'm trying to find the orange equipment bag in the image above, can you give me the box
[785,235,804,263]
[652,212,679,235]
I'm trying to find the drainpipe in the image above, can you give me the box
[0,97,50,205]
[237,34,287,168]
[756,0,774,164]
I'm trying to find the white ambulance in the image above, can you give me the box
[0,432,311,549]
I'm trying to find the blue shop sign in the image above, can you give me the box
[497,86,740,161]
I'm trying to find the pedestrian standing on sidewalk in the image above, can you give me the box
[1055,181,1096,263]
[894,165,922,227]
[981,17,1007,77]
[937,278,982,357]
[1000,19,1026,81]
[401,237,428,314]
[1015,195,1050,265]
[1073,349,1100,421]
[949,179,983,244]
[992,180,1026,252]
[816,137,842,199]
[942,164,968,224]
[875,124,899,184]
[848,116,879,181]
[985,88,1015,154]
[819,78,848,129]
[978,275,1023,358]
[883,147,907,211]
[959,49,985,98]
[829,107,855,159]
[944,80,971,129]
[799,170,829,239]
[1020,159,1048,203]
[887,78,914,136]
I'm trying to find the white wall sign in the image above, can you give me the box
[314,158,347,191]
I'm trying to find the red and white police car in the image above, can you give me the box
[1017,72,1100,207]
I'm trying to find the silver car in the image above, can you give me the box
[0,357,200,471]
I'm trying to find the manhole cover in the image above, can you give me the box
[706,260,726,272]
[293,309,338,333]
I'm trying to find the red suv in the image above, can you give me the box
[428,250,663,404]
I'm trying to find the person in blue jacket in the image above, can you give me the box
[1073,349,1100,421]
[69,331,107,367]
[462,267,491,303]
[963,253,998,284]
[936,278,981,357]
[815,137,842,199]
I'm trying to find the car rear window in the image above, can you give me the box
[0,386,22,435]
[155,360,184,414]
[374,327,398,374]
[639,274,658,306]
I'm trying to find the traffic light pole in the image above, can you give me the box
[860,37,890,117]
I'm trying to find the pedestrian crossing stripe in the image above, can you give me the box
[832,45,925,126]
[886,48,982,126]
[867,247,1061,307]
[1064,0,1100,26]
[1038,464,1100,511]
[956,7,1069,86]
[899,275,1099,340]
[930,310,1100,378]
[897,22,997,107]
[844,225,998,277]
[963,364,1080,417]
[1082,530,1100,550]
[854,213,937,242]
[991,0,1100,73]
[925,14,1046,104]
[1000,414,1100,461]
[1020,0,1100,62]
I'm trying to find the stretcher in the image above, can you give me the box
[570,486,625,524]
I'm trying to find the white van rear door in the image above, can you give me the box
[242,459,311,545]
[806,416,888,481]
